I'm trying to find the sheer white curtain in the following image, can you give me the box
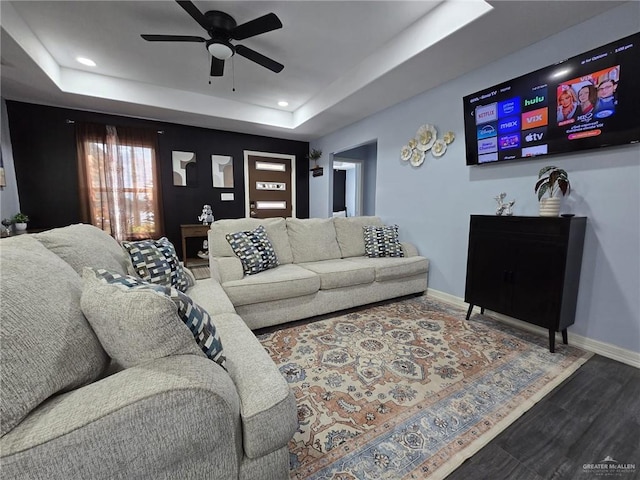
[76,123,163,241]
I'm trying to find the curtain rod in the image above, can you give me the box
[65,119,164,133]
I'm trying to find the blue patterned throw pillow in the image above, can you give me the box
[226,224,279,275]
[122,237,193,292]
[363,225,405,258]
[87,269,226,369]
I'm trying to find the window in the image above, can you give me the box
[76,123,163,241]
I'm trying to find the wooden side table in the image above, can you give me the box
[180,224,211,267]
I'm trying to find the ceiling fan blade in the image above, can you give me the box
[210,57,225,77]
[141,34,206,42]
[235,45,284,73]
[231,13,282,40]
[176,0,210,31]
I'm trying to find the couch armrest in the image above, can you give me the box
[210,256,244,283]
[188,277,237,314]
[401,241,420,257]
[1,355,242,479]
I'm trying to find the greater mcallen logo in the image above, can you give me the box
[583,456,636,476]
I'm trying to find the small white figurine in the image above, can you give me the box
[494,192,515,216]
[197,240,209,259]
[504,199,516,216]
[198,204,214,225]
[494,193,507,216]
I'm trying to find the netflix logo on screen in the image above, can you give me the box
[475,103,498,125]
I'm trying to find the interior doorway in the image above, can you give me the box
[332,141,377,217]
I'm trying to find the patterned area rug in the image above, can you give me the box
[256,296,591,480]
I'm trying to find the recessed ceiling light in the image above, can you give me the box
[76,57,96,67]
[278,101,289,107]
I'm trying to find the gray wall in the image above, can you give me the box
[310,3,640,354]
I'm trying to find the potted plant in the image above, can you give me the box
[308,148,323,176]
[534,166,570,217]
[11,212,30,231]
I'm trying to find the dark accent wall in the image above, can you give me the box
[6,101,309,256]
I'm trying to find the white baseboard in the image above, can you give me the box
[425,289,640,369]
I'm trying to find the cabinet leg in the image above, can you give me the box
[549,329,556,353]
[562,329,568,345]
[465,304,474,320]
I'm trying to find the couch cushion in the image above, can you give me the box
[210,217,293,265]
[334,216,384,258]
[122,237,193,292]
[33,223,129,276]
[223,264,320,306]
[0,235,109,436]
[363,224,404,258]
[81,269,207,367]
[82,269,226,369]
[286,217,341,263]
[299,259,375,290]
[346,255,429,282]
[226,225,279,275]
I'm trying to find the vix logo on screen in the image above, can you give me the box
[522,107,548,130]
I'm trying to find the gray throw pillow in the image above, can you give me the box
[81,268,226,369]
[225,224,279,275]
[122,237,193,292]
[363,225,405,258]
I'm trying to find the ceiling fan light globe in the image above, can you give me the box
[208,41,234,60]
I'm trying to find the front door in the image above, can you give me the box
[244,151,296,218]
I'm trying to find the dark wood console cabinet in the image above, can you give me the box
[464,215,586,353]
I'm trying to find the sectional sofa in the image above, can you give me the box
[208,216,429,329]
[0,217,428,479]
[0,224,297,480]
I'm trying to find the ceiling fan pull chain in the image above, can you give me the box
[232,57,236,92]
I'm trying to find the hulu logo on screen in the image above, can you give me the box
[524,95,545,107]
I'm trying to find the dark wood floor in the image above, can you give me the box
[446,355,640,480]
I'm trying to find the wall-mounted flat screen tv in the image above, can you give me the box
[463,32,640,166]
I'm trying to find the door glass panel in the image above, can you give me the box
[256,182,286,190]
[255,161,286,172]
[256,201,286,209]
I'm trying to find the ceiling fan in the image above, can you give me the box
[141,0,284,77]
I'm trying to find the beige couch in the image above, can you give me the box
[0,224,297,480]
[208,216,429,330]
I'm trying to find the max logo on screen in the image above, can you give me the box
[498,117,520,134]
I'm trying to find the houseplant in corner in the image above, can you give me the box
[534,166,570,217]
[11,212,30,232]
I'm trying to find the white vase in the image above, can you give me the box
[539,198,561,217]
[14,222,28,231]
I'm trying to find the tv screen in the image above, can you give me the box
[463,33,640,166]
